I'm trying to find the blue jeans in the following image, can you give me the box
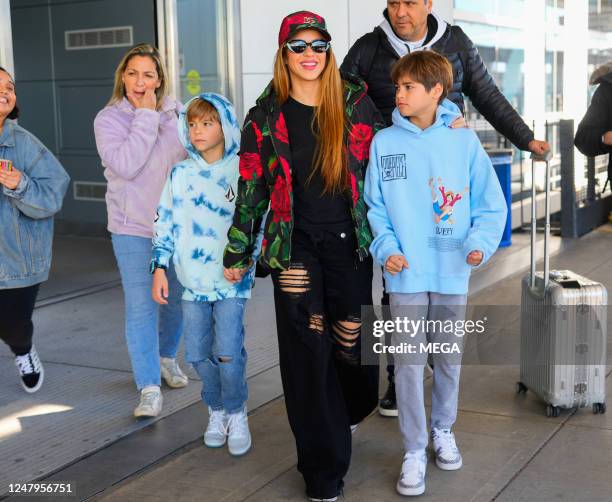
[183,297,248,414]
[111,234,183,390]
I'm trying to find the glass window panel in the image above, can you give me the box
[176,0,228,101]
[454,0,524,17]
[456,22,525,115]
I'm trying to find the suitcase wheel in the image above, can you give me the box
[515,382,528,394]
[593,403,607,414]
[546,405,560,417]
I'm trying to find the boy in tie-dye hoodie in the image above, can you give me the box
[151,93,255,456]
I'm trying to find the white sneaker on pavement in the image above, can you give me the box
[160,357,188,388]
[134,385,162,418]
[431,427,462,470]
[396,449,427,496]
[227,406,252,456]
[204,407,228,448]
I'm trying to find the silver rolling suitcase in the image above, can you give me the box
[516,152,608,417]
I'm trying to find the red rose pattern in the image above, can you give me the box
[252,122,263,153]
[350,172,358,207]
[239,152,263,181]
[274,113,289,144]
[271,176,292,223]
[279,156,291,189]
[349,123,373,162]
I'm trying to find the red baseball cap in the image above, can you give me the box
[278,11,332,47]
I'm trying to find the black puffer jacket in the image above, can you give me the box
[340,11,534,151]
[574,62,612,191]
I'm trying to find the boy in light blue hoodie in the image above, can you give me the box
[151,93,255,457]
[365,51,507,496]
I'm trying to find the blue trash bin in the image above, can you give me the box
[487,148,513,247]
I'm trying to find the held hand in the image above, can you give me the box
[603,131,612,146]
[152,269,169,305]
[385,255,409,275]
[224,267,248,284]
[0,167,22,190]
[467,250,484,267]
[528,139,550,156]
[450,116,468,129]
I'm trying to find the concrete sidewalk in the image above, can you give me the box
[96,226,612,502]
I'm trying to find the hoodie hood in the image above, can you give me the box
[178,92,241,165]
[380,11,447,58]
[590,61,612,86]
[391,98,461,134]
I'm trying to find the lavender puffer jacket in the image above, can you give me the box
[94,96,187,238]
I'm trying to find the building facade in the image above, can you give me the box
[0,0,610,234]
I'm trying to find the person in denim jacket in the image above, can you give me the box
[94,44,188,418]
[0,66,69,394]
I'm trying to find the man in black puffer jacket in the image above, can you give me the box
[342,0,550,418]
[574,62,612,193]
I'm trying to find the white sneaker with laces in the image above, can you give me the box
[227,406,252,456]
[204,408,228,448]
[160,357,188,388]
[431,427,462,470]
[134,386,163,418]
[15,346,44,393]
[396,450,427,496]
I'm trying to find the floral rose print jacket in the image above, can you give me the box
[223,73,385,271]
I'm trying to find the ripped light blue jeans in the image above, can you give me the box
[182,297,248,414]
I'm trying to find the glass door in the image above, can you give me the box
[175,0,229,100]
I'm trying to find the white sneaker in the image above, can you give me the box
[160,357,188,388]
[431,428,462,470]
[309,497,338,501]
[134,386,162,418]
[15,346,44,394]
[227,406,252,456]
[350,424,359,435]
[396,450,427,496]
[204,408,228,448]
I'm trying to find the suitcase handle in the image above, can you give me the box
[530,150,553,291]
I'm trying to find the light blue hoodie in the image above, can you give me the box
[152,93,256,302]
[364,99,507,295]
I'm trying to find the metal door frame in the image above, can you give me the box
[156,0,243,120]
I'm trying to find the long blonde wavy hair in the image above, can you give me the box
[272,43,348,194]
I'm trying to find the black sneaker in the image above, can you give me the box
[378,381,398,417]
[14,346,44,393]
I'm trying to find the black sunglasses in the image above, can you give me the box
[285,39,331,54]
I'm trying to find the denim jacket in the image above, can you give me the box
[0,120,70,288]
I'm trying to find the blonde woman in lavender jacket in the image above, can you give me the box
[94,44,188,418]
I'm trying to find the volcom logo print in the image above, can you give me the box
[381,154,407,181]
[225,186,236,202]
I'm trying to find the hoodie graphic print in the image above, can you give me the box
[152,93,257,302]
[364,99,507,295]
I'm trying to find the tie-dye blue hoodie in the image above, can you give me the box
[152,93,256,302]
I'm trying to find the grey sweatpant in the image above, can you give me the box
[390,292,467,452]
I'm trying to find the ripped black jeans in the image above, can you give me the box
[271,227,379,500]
